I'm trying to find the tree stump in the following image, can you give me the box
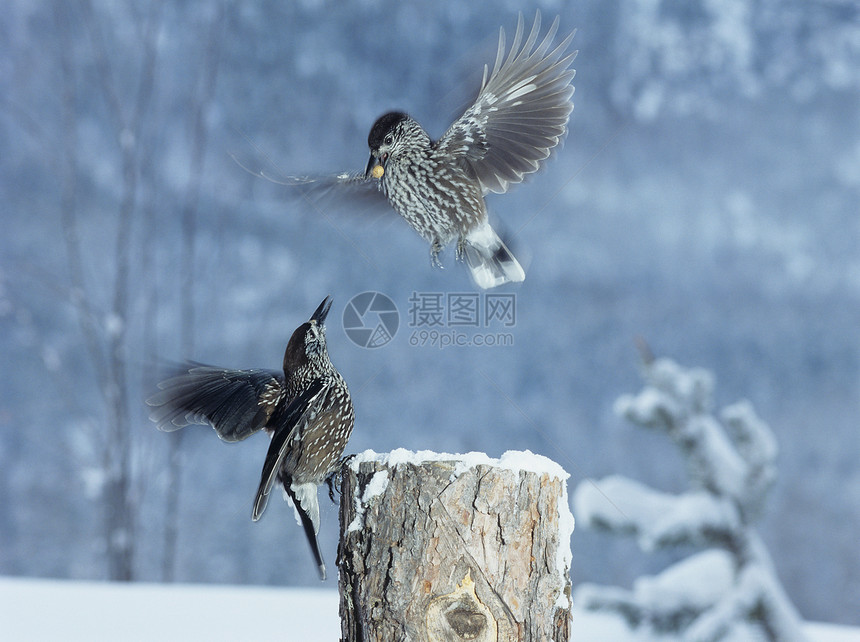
[337,449,574,642]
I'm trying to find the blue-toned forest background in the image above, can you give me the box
[1,0,858,626]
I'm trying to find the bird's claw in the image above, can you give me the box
[325,454,357,503]
[456,238,467,262]
[430,240,444,269]
[325,475,338,503]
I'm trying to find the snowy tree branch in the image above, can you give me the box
[574,356,807,641]
[575,476,740,551]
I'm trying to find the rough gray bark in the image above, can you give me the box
[338,451,573,642]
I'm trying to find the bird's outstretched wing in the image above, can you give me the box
[146,363,286,443]
[231,151,390,215]
[252,378,327,521]
[436,11,577,195]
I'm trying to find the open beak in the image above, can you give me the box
[310,296,332,326]
[365,152,379,179]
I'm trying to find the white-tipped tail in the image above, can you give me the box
[286,482,326,580]
[289,482,320,535]
[463,220,525,289]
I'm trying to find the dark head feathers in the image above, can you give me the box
[367,111,408,148]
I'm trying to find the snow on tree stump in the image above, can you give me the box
[337,449,575,642]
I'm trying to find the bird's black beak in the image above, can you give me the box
[310,296,332,326]
[365,152,378,179]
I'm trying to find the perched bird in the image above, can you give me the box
[254,12,576,289]
[146,297,353,580]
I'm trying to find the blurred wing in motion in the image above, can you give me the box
[230,149,391,216]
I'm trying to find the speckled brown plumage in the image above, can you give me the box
[146,297,354,580]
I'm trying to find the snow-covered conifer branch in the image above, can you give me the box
[574,356,807,641]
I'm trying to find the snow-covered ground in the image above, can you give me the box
[1,577,856,641]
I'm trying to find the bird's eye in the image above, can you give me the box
[384,134,393,146]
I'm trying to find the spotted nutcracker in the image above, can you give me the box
[146,297,353,580]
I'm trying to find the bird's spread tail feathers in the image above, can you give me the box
[463,220,525,289]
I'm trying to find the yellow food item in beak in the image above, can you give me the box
[371,164,384,179]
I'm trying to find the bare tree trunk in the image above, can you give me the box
[161,2,225,583]
[55,3,131,580]
[72,0,163,581]
[338,451,574,642]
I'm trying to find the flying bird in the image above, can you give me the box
[146,297,353,580]
[254,12,576,289]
